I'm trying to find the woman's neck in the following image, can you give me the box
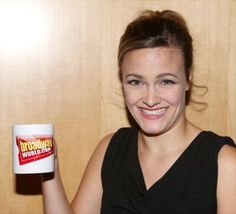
[138,119,201,155]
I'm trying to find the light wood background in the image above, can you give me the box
[0,0,235,213]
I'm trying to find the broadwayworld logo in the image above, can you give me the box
[16,136,54,165]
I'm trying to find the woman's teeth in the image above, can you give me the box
[142,108,167,115]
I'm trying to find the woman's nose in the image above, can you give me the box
[142,86,161,107]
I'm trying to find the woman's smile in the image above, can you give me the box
[139,107,169,120]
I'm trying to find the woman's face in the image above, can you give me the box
[122,47,190,135]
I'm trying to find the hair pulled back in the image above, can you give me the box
[118,10,193,81]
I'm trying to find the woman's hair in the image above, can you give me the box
[118,10,193,81]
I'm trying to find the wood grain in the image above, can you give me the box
[0,0,235,213]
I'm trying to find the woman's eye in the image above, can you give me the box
[127,80,142,86]
[161,79,176,85]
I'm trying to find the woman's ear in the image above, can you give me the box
[186,71,193,91]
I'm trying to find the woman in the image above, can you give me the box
[42,10,236,214]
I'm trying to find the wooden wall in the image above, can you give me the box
[0,0,235,213]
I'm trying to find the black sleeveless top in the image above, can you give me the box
[101,128,235,214]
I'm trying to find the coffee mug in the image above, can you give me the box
[12,124,54,174]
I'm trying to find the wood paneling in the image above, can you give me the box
[0,0,235,213]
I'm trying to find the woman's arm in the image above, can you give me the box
[41,134,112,214]
[41,161,73,214]
[71,134,112,213]
[217,145,236,214]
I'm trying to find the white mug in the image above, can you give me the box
[12,124,54,174]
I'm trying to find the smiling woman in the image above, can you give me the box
[40,8,236,214]
[0,2,50,54]
[1,1,235,213]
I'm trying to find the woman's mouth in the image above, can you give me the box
[140,107,168,119]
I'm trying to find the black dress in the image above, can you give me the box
[101,127,235,214]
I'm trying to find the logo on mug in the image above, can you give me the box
[16,135,54,165]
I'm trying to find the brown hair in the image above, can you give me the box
[118,10,193,81]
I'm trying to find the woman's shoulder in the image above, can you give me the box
[216,138,236,213]
[200,130,236,183]
[218,144,236,165]
[201,130,235,148]
[96,127,136,153]
[215,131,236,167]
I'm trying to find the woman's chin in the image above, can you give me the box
[140,126,165,136]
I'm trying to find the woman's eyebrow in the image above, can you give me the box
[156,73,178,78]
[125,73,178,79]
[124,74,143,79]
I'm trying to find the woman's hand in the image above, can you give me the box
[41,137,59,182]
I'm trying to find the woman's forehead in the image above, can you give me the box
[122,47,185,74]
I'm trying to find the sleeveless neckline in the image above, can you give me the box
[101,128,235,213]
[133,130,206,193]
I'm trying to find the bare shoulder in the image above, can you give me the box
[77,132,114,174]
[82,133,114,171]
[218,144,236,167]
[217,144,236,214]
[94,133,114,156]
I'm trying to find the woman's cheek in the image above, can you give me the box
[124,92,136,106]
[163,88,185,105]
